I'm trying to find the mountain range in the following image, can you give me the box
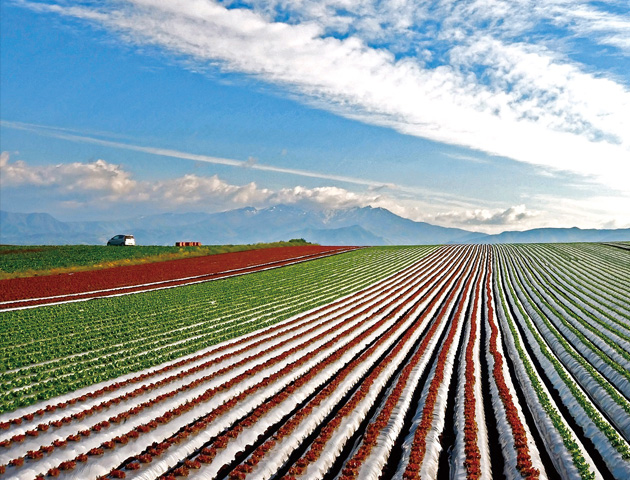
[1,206,628,246]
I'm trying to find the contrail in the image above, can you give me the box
[1,119,389,188]
[0,119,489,207]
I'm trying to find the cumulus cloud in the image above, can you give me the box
[271,185,380,210]
[433,205,539,227]
[17,0,630,194]
[0,152,137,196]
[0,152,268,208]
[58,160,138,195]
[0,152,377,211]
[0,151,49,185]
[153,174,273,206]
[0,152,464,224]
[3,153,627,231]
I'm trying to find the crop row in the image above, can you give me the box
[1,243,629,479]
[0,242,327,279]
[0,246,358,309]
[0,246,435,412]
[0,245,464,478]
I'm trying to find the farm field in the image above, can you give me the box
[0,245,357,309]
[0,240,319,279]
[0,243,629,479]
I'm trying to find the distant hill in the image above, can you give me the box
[0,211,107,245]
[460,227,630,244]
[1,207,628,246]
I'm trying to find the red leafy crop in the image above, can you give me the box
[463,269,482,479]
[402,249,480,479]
[59,460,76,471]
[485,257,539,480]
[9,457,24,467]
[172,465,189,477]
[27,450,44,460]
[337,253,464,479]
[0,246,355,307]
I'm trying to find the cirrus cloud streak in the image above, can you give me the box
[16,0,630,195]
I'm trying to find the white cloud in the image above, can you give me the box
[3,152,627,232]
[0,152,477,223]
[433,204,539,227]
[0,152,268,207]
[0,151,49,185]
[272,185,379,210]
[548,3,630,54]
[0,152,377,211]
[0,119,398,191]
[17,0,630,196]
[0,151,415,221]
[59,160,138,195]
[0,152,137,196]
[152,174,272,206]
[4,119,497,212]
[442,152,490,164]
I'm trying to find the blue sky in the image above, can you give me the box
[1,0,629,233]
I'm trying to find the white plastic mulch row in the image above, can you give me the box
[484,263,547,480]
[240,248,469,480]
[498,250,629,479]
[129,250,457,480]
[508,254,630,411]
[512,253,630,371]
[450,258,491,480]
[494,260,604,480]
[0,247,436,425]
[1,247,450,479]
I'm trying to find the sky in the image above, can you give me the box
[1,0,629,234]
